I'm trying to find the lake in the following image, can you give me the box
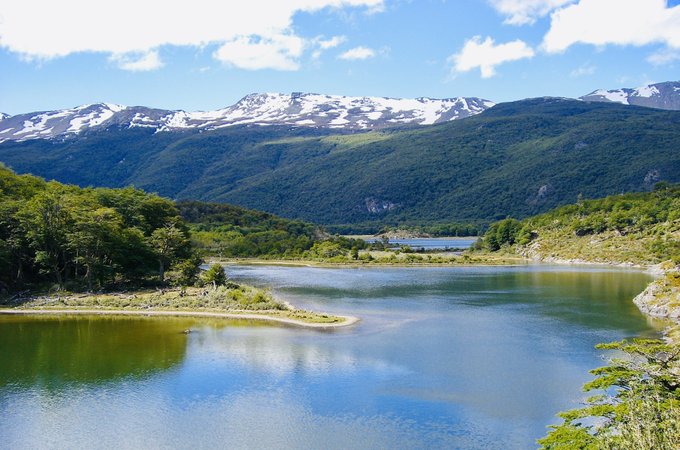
[360,237,477,250]
[0,265,660,449]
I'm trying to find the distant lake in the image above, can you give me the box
[360,237,478,250]
[0,265,659,449]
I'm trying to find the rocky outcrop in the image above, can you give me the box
[633,269,680,322]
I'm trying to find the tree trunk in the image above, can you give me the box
[86,265,93,292]
[159,260,165,285]
[54,266,63,289]
[15,258,23,282]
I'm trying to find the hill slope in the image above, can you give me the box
[481,183,680,266]
[0,98,678,225]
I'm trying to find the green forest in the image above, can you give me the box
[178,200,366,258]
[1,98,678,226]
[0,167,374,293]
[0,165,197,292]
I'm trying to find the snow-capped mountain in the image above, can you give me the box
[580,81,680,110]
[0,93,495,143]
[0,113,9,121]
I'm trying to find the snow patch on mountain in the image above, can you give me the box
[580,81,680,110]
[587,89,630,105]
[0,93,495,143]
[636,85,659,98]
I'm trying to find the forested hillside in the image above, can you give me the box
[0,165,366,290]
[1,98,678,226]
[480,182,680,266]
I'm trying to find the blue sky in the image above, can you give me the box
[1,0,679,115]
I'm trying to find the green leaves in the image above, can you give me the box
[201,263,227,288]
[539,339,680,449]
[483,218,523,251]
[0,167,198,290]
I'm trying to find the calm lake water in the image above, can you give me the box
[0,265,660,449]
[361,237,477,250]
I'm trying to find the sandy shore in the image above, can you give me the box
[0,308,360,329]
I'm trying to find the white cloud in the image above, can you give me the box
[338,46,376,60]
[569,63,595,77]
[214,35,305,71]
[109,50,164,72]
[0,0,383,71]
[450,36,535,78]
[488,0,575,25]
[542,0,680,53]
[318,36,347,50]
[311,36,346,59]
[647,48,680,65]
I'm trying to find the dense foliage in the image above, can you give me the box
[178,200,321,258]
[0,99,678,226]
[178,200,366,259]
[0,165,197,292]
[326,221,483,236]
[539,339,680,449]
[201,263,227,287]
[480,183,680,264]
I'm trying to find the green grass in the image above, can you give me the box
[1,286,346,325]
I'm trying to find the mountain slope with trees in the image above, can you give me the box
[0,98,678,226]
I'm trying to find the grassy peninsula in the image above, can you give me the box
[1,285,350,327]
[0,166,353,327]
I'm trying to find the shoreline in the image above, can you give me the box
[519,253,680,338]
[3,258,673,335]
[0,308,360,329]
[522,254,663,274]
[210,255,530,268]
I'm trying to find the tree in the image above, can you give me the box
[351,246,359,260]
[539,339,680,449]
[149,222,190,284]
[202,263,227,289]
[167,253,202,287]
[21,190,73,288]
[67,207,122,291]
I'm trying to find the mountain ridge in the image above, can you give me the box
[2,80,679,143]
[580,81,680,110]
[0,93,494,142]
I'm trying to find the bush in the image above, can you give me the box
[484,218,522,251]
[167,254,202,287]
[306,241,345,259]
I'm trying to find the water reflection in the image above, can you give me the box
[0,265,662,449]
[0,316,190,387]
[227,264,661,334]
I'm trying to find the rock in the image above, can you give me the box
[633,270,680,322]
